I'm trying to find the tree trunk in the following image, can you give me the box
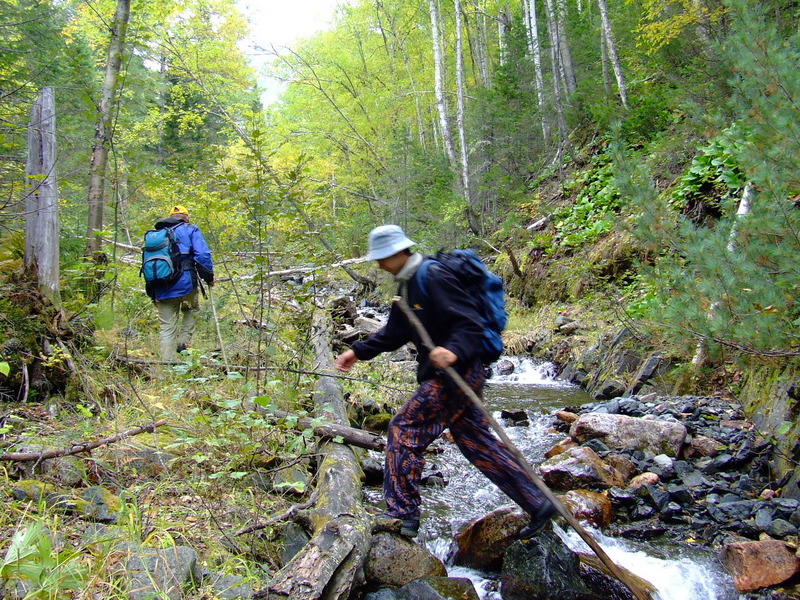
[25,87,61,307]
[544,0,570,152]
[557,0,577,94]
[597,0,628,109]
[85,0,131,258]
[600,25,612,97]
[429,0,457,168]
[259,311,373,600]
[525,0,549,139]
[454,0,479,235]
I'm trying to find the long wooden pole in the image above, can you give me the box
[394,296,652,600]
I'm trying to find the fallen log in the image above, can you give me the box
[256,310,373,600]
[267,408,385,452]
[0,420,168,462]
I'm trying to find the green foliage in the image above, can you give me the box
[0,522,87,598]
[670,130,747,219]
[610,0,800,357]
[553,154,621,248]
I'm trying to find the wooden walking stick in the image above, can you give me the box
[394,296,653,600]
[207,284,230,370]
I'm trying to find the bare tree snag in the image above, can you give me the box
[25,87,61,307]
[258,311,373,600]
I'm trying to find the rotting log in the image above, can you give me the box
[256,310,372,600]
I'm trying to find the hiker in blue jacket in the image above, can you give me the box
[149,205,214,361]
[334,224,555,539]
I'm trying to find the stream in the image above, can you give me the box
[365,356,739,600]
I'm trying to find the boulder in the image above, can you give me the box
[501,532,595,600]
[540,446,626,490]
[452,505,527,571]
[570,413,687,457]
[364,533,447,588]
[495,359,515,375]
[720,539,800,592]
[396,576,480,600]
[122,545,200,600]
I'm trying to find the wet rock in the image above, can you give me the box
[626,472,660,492]
[720,539,800,592]
[578,553,657,600]
[364,532,447,588]
[396,576,479,600]
[495,359,515,375]
[501,532,595,600]
[570,413,688,457]
[540,446,626,490]
[453,505,527,571]
[545,437,578,459]
[555,410,580,425]
[562,490,613,528]
[683,434,724,459]
[603,453,637,481]
[500,409,529,426]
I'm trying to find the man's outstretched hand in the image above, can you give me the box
[335,349,358,372]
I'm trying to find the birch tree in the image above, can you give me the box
[544,0,570,153]
[557,0,577,94]
[524,0,548,139]
[429,0,457,168]
[25,87,60,307]
[85,0,131,258]
[454,0,479,234]
[597,0,628,108]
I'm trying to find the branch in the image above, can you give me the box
[235,489,319,536]
[0,420,168,462]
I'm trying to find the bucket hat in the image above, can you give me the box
[366,225,416,260]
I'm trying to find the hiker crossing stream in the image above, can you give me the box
[364,357,738,600]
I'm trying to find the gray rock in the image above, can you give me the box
[123,545,199,600]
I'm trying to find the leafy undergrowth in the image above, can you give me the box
[0,264,412,598]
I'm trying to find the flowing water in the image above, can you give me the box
[365,356,739,600]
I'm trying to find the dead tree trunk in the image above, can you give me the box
[25,87,61,307]
[258,311,372,600]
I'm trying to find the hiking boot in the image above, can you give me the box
[176,343,190,353]
[376,513,420,538]
[518,501,558,539]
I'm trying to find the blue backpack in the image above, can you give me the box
[416,249,507,363]
[140,224,184,285]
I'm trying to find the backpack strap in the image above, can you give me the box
[415,257,438,298]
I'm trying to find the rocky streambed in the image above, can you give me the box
[360,392,800,600]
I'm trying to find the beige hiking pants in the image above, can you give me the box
[156,289,199,361]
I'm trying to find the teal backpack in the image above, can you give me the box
[140,223,184,285]
[416,249,507,363]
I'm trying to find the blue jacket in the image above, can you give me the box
[351,261,484,382]
[151,217,214,301]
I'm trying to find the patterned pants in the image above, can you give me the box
[383,359,549,520]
